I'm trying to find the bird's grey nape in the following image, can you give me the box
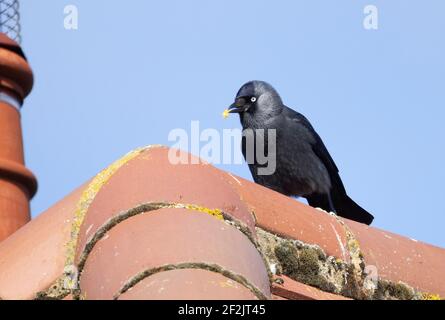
[237,81,282,103]
[233,80,374,225]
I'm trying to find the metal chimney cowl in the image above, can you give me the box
[0,0,22,44]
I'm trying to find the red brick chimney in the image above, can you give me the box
[0,33,37,241]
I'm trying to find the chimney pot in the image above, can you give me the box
[0,33,37,242]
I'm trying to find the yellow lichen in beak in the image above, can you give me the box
[222,109,230,119]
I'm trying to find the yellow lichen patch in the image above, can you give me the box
[222,109,230,119]
[422,293,442,300]
[65,146,152,268]
[335,258,343,264]
[348,239,360,251]
[180,203,224,221]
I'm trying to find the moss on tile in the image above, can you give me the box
[257,228,346,295]
[256,226,429,300]
[274,241,337,293]
[373,280,417,300]
[35,277,70,300]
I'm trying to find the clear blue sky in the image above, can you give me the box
[20,1,445,247]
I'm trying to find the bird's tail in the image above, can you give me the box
[331,191,374,225]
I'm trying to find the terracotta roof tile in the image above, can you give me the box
[118,269,259,300]
[225,176,350,262]
[0,146,443,300]
[345,219,445,296]
[271,294,288,300]
[80,208,269,300]
[0,182,87,299]
[272,276,351,300]
[74,146,256,266]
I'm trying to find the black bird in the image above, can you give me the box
[225,81,374,225]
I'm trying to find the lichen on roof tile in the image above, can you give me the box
[0,145,444,300]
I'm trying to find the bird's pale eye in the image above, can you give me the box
[250,97,257,103]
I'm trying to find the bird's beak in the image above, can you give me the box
[222,103,244,119]
[227,102,243,113]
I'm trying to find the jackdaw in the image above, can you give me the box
[224,80,374,225]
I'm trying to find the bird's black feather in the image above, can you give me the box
[234,80,374,225]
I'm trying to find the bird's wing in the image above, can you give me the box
[283,107,347,195]
[283,106,373,224]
